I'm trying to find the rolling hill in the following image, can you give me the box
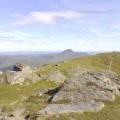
[36,51,120,75]
[0,49,88,71]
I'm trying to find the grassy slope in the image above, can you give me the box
[36,52,120,76]
[0,80,57,112]
[0,52,120,119]
[35,52,120,120]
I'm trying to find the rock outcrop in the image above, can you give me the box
[0,63,41,84]
[13,63,30,71]
[45,70,66,83]
[51,71,120,103]
[0,64,66,85]
[38,70,120,116]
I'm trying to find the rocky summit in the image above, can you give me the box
[0,52,120,120]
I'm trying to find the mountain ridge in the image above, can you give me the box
[0,49,88,71]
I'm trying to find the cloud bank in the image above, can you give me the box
[14,11,82,25]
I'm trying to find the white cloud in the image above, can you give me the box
[0,29,120,52]
[13,11,83,25]
[0,30,46,51]
[113,25,120,30]
[0,31,32,44]
[0,31,30,38]
[89,26,120,39]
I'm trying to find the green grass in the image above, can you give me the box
[36,52,120,77]
[0,80,57,112]
[24,94,50,114]
[47,96,120,120]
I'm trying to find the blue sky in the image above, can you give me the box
[0,0,120,52]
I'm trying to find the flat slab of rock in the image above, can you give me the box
[38,101,104,116]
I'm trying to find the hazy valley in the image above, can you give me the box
[0,49,88,71]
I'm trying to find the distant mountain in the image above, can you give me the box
[0,50,88,71]
[50,49,88,62]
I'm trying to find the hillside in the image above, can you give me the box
[0,50,88,71]
[0,52,120,120]
[36,52,120,76]
[49,49,88,63]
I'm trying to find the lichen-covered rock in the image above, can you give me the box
[0,64,41,84]
[13,63,31,72]
[46,70,66,83]
[52,89,115,103]
[38,101,104,116]
[49,70,120,103]
[36,70,120,116]
[6,71,41,84]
